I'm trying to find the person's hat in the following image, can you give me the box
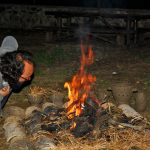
[0,36,18,56]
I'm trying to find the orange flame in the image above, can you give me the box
[64,42,96,121]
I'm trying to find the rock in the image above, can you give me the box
[49,92,64,108]
[118,104,143,122]
[4,116,23,124]
[25,111,43,134]
[27,94,44,105]
[3,116,26,142]
[25,106,42,119]
[42,102,60,116]
[129,146,143,150]
[42,102,56,112]
[34,136,56,150]
[3,106,25,119]
[9,139,33,150]
[135,92,147,112]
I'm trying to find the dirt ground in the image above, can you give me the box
[0,30,150,149]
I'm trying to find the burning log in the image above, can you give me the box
[71,117,93,138]
[69,97,102,138]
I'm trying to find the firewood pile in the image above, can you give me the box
[2,86,150,150]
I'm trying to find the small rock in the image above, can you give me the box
[9,139,33,150]
[34,136,56,150]
[3,106,25,119]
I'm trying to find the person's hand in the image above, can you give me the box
[0,86,11,96]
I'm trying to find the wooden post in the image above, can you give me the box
[126,17,131,47]
[57,17,62,28]
[116,34,125,46]
[67,17,71,26]
[133,19,138,44]
[45,31,54,42]
[56,17,62,39]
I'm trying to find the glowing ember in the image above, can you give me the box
[64,42,96,121]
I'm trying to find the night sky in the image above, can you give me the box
[0,0,150,9]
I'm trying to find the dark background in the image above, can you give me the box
[0,0,150,9]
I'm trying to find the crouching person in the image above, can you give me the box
[0,36,34,114]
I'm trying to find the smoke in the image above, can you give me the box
[75,17,93,42]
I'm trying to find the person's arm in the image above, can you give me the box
[1,90,12,109]
[0,85,11,96]
[0,85,11,116]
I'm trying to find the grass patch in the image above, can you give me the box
[135,49,150,62]
[34,46,80,66]
[33,45,81,77]
[143,77,150,91]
